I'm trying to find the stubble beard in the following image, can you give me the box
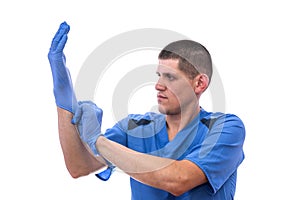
[158,104,181,116]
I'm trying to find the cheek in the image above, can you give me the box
[172,87,197,109]
[168,92,180,105]
[169,81,194,98]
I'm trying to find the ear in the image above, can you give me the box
[194,74,209,95]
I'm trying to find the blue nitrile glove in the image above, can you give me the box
[72,101,115,181]
[95,166,116,181]
[71,101,104,155]
[48,22,77,113]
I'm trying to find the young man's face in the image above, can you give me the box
[155,59,198,115]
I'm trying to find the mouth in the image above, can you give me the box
[157,93,168,101]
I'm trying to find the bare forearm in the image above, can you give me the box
[96,136,207,196]
[57,108,105,178]
[96,136,172,173]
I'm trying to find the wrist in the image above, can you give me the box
[96,133,105,147]
[57,107,74,119]
[95,135,113,167]
[90,133,105,156]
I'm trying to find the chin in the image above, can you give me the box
[158,106,180,115]
[158,106,166,114]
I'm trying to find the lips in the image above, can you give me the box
[157,93,167,98]
[157,93,167,101]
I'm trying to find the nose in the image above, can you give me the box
[155,80,166,91]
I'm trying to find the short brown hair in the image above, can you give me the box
[158,40,212,83]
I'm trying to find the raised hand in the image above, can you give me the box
[48,22,77,113]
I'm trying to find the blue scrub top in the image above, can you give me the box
[103,108,245,200]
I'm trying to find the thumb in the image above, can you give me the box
[71,103,83,125]
[95,107,103,124]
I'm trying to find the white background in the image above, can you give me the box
[1,0,299,199]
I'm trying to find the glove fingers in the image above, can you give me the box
[71,101,88,124]
[50,22,70,52]
[79,101,103,124]
[56,34,68,53]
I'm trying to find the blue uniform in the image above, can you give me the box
[104,108,245,199]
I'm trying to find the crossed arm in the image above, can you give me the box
[96,136,208,196]
[57,108,207,196]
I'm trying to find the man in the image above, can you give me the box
[48,22,245,199]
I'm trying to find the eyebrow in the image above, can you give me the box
[156,71,177,76]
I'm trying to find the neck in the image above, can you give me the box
[166,105,200,141]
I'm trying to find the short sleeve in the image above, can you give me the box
[103,117,129,146]
[185,114,245,193]
[104,113,165,149]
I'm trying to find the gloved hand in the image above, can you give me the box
[72,101,115,181]
[48,21,77,113]
[72,101,103,155]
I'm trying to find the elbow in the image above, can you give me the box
[65,160,106,179]
[167,174,206,197]
[67,167,90,179]
[70,172,83,179]
[71,174,80,179]
[70,171,89,179]
[67,163,105,179]
[170,191,185,197]
[168,185,187,197]
[166,178,190,197]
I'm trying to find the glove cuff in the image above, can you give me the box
[95,166,116,181]
[89,133,102,156]
[89,134,114,167]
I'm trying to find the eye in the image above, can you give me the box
[165,73,175,81]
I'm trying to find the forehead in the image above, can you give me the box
[159,59,179,68]
[157,59,180,73]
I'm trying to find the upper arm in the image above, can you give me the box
[185,114,245,193]
[167,159,208,196]
[130,158,207,197]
